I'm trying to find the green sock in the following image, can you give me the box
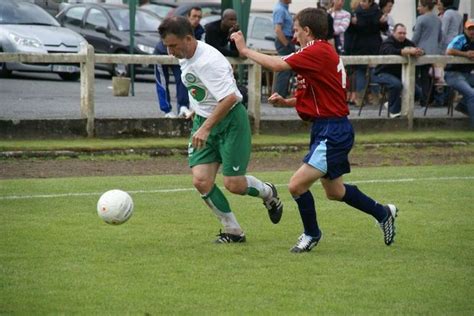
[202,184,231,213]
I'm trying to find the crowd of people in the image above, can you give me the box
[274,0,472,123]
[150,0,472,125]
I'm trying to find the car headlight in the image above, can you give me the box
[8,32,43,49]
[137,44,155,54]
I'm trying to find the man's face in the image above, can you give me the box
[393,26,407,42]
[334,0,344,10]
[221,12,237,32]
[466,26,474,41]
[162,34,192,59]
[293,19,309,47]
[187,9,202,28]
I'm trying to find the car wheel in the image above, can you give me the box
[58,72,80,81]
[0,49,12,78]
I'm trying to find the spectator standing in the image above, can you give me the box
[344,0,361,105]
[445,19,474,129]
[348,0,388,105]
[272,0,295,98]
[439,0,463,52]
[328,0,351,54]
[205,9,240,57]
[372,23,424,117]
[154,7,204,118]
[379,0,395,40]
[412,0,442,107]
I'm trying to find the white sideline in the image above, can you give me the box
[1,176,473,201]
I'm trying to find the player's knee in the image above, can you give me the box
[193,177,213,195]
[288,179,304,197]
[223,178,245,195]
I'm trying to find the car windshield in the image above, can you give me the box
[109,8,160,32]
[0,1,59,26]
[141,4,173,19]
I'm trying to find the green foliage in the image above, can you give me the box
[0,165,473,314]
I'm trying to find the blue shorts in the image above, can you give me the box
[303,117,354,180]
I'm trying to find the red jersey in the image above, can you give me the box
[283,40,349,120]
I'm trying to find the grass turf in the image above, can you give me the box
[0,164,473,314]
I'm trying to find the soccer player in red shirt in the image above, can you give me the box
[231,7,398,253]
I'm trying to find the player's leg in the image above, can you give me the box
[322,177,398,245]
[287,163,324,253]
[154,64,173,115]
[220,104,283,223]
[189,114,244,243]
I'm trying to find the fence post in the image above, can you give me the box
[401,55,416,130]
[80,44,95,137]
[247,62,262,134]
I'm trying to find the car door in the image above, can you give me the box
[82,7,111,54]
[59,5,87,36]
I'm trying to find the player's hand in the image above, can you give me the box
[268,92,287,107]
[230,31,248,55]
[192,126,210,150]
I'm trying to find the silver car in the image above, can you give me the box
[0,0,87,81]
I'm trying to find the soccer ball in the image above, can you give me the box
[97,189,134,225]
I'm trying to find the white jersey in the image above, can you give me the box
[179,41,242,118]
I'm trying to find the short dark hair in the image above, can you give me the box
[295,8,328,40]
[158,16,194,39]
[187,6,202,16]
[440,0,455,7]
[393,23,405,32]
[379,0,394,10]
[419,0,435,10]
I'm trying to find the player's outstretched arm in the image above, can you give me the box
[268,92,296,107]
[230,31,291,72]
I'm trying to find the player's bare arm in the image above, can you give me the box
[268,92,296,107]
[192,93,238,149]
[231,31,291,72]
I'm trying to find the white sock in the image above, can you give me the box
[245,175,272,200]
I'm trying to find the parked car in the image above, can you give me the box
[56,3,162,76]
[147,1,220,18]
[0,0,87,81]
[201,11,276,52]
[32,0,68,17]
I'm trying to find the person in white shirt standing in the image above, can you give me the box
[328,0,351,54]
[157,16,283,244]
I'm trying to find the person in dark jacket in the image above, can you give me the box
[205,9,240,57]
[348,0,388,105]
[372,23,424,117]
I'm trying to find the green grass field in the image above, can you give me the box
[1,164,473,314]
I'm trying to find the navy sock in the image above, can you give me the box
[342,184,387,222]
[293,191,320,237]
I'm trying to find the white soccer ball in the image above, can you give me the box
[97,189,134,225]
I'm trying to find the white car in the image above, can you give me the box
[0,0,87,81]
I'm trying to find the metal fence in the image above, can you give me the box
[0,44,472,136]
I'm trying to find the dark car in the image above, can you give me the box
[56,3,162,76]
[147,1,220,18]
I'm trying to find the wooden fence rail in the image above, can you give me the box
[1,44,472,136]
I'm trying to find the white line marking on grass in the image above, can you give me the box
[1,176,473,201]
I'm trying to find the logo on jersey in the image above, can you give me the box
[188,85,207,102]
[185,73,197,83]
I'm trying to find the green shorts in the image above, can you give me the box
[188,103,251,176]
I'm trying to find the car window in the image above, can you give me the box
[0,1,59,26]
[251,17,274,40]
[63,6,86,27]
[141,4,173,19]
[85,8,108,30]
[108,9,160,32]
